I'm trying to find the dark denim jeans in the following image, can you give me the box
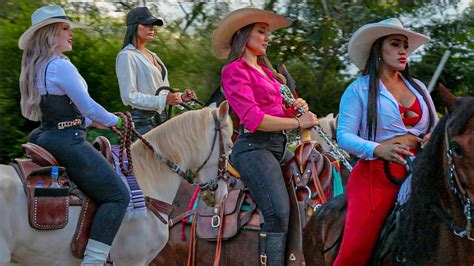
[131,109,160,135]
[29,127,130,245]
[231,131,292,233]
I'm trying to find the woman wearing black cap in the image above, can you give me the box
[116,7,197,134]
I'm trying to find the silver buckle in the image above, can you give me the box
[211,214,221,228]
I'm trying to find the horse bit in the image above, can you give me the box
[433,120,474,241]
[112,111,228,192]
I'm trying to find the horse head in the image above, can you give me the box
[440,88,474,214]
[131,101,233,208]
[392,85,474,262]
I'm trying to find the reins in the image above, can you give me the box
[432,120,474,241]
[110,111,228,192]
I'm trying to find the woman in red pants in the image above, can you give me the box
[335,18,439,265]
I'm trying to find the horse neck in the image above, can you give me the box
[132,154,184,205]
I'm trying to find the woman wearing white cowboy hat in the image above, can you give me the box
[335,18,439,265]
[116,6,197,134]
[19,5,129,265]
[213,6,318,265]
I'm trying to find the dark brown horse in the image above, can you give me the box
[151,181,259,266]
[303,85,474,265]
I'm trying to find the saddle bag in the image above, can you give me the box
[196,189,246,241]
[26,166,70,230]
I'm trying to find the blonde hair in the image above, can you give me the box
[19,22,62,121]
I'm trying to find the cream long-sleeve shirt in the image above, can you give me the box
[116,44,170,113]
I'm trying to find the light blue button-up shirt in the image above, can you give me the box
[36,55,118,127]
[337,75,438,160]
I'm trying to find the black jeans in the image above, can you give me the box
[131,109,160,135]
[29,127,130,245]
[231,131,291,233]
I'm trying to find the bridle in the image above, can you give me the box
[432,119,474,241]
[193,110,228,191]
[112,110,228,193]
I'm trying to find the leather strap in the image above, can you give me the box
[310,156,327,203]
[187,216,198,266]
[213,203,225,266]
[169,209,196,228]
[145,197,173,225]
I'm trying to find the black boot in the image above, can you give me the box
[259,232,287,266]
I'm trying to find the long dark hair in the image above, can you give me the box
[227,23,286,84]
[122,24,139,48]
[363,35,435,141]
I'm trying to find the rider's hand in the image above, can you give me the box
[181,88,197,102]
[420,133,432,148]
[298,111,319,129]
[373,143,413,165]
[292,98,309,112]
[166,91,183,105]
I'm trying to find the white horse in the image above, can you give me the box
[0,101,233,266]
[311,113,338,152]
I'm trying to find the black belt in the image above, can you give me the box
[239,125,285,135]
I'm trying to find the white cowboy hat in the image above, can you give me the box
[212,6,291,59]
[348,18,430,70]
[19,5,85,50]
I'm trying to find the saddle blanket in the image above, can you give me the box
[111,145,147,219]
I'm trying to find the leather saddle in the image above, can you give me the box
[12,142,98,259]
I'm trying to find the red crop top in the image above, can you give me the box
[399,98,422,126]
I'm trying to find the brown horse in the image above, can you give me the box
[152,143,337,265]
[303,85,474,265]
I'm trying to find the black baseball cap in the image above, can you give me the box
[126,7,163,26]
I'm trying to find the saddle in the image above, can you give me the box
[12,142,98,259]
[173,140,334,265]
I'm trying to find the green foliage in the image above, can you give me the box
[0,1,472,163]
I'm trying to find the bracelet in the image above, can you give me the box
[117,117,123,129]
[294,116,301,131]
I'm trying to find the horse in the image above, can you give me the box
[303,85,474,265]
[153,141,339,265]
[311,113,337,152]
[0,101,233,266]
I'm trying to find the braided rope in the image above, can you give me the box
[110,112,158,176]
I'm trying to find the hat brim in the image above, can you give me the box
[212,7,291,59]
[348,24,430,70]
[19,18,85,50]
[138,16,164,26]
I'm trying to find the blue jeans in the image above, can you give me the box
[29,127,130,245]
[231,131,291,233]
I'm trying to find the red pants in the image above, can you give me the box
[333,159,407,266]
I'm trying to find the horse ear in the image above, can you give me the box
[438,83,457,113]
[208,102,217,109]
[217,100,229,120]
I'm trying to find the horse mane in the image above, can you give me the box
[394,97,474,262]
[132,107,214,179]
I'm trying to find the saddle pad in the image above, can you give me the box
[111,145,147,218]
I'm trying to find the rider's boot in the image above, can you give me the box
[259,232,286,266]
[81,239,111,266]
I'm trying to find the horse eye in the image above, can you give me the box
[450,142,463,156]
